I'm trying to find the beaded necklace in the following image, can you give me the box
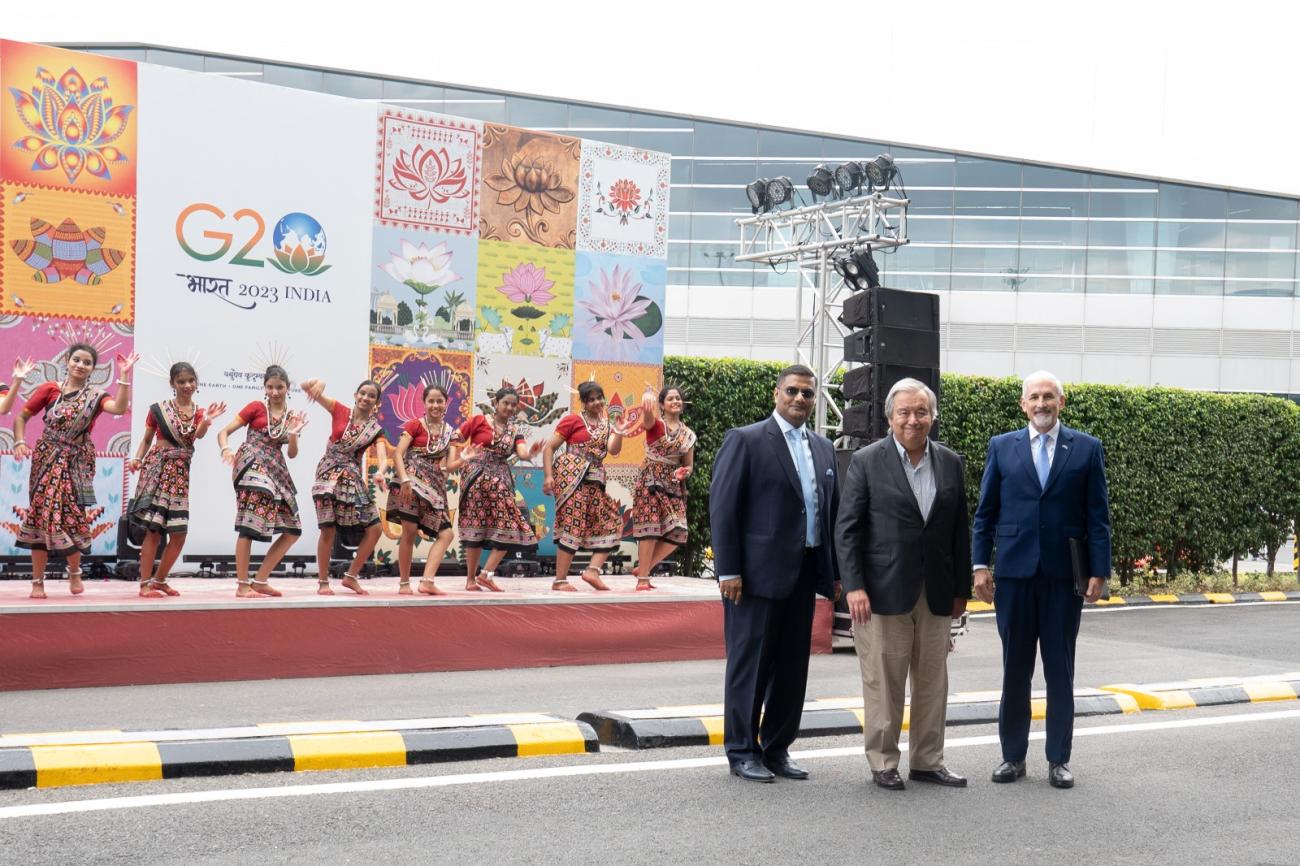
[421,415,446,455]
[265,399,288,439]
[172,399,197,437]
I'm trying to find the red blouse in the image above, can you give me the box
[459,414,523,446]
[327,401,354,441]
[145,404,204,430]
[555,413,598,444]
[645,419,666,444]
[402,417,458,447]
[24,382,108,430]
[237,400,288,431]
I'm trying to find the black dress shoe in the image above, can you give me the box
[730,759,776,783]
[871,768,905,790]
[763,757,809,780]
[1048,762,1074,789]
[908,767,968,788]
[991,760,1026,783]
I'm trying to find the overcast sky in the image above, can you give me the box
[9,0,1300,194]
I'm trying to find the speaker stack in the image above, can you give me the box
[837,287,941,442]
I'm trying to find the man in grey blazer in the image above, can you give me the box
[835,378,972,791]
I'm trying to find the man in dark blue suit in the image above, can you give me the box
[972,371,1110,789]
[709,364,841,782]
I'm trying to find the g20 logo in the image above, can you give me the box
[176,204,332,276]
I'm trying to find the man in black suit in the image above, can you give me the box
[709,364,841,782]
[835,378,971,791]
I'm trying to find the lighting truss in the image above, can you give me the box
[735,192,910,439]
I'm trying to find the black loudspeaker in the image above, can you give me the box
[839,286,939,330]
[843,326,939,367]
[842,364,941,402]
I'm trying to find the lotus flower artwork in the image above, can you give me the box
[577,265,663,361]
[380,239,462,308]
[595,178,656,226]
[496,262,556,321]
[485,137,576,245]
[388,144,469,208]
[10,217,124,285]
[7,65,134,185]
[268,213,330,276]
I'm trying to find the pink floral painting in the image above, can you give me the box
[474,240,574,358]
[577,141,670,258]
[375,108,481,235]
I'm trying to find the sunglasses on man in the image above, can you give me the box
[782,387,816,399]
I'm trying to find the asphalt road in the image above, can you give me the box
[3,602,1297,732]
[2,703,1297,865]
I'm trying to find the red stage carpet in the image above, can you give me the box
[0,577,833,691]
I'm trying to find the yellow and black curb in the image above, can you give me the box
[966,589,1300,613]
[1101,672,1300,711]
[580,688,1141,750]
[0,714,597,790]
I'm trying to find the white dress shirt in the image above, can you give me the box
[891,435,936,521]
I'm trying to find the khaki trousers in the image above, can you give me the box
[853,595,950,772]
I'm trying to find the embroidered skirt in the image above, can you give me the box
[128,448,193,536]
[554,480,622,553]
[457,461,534,550]
[631,461,688,544]
[15,437,96,555]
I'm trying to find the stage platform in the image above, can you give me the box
[0,576,833,692]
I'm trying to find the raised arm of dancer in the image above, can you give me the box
[101,352,140,415]
[216,415,248,466]
[0,358,34,415]
[195,402,227,439]
[129,424,156,473]
[607,409,625,458]
[285,411,307,459]
[299,379,334,412]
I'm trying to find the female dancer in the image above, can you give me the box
[12,343,138,598]
[216,365,308,598]
[389,384,465,595]
[456,386,543,592]
[126,363,227,598]
[300,378,387,596]
[629,385,695,590]
[0,357,36,415]
[542,381,631,592]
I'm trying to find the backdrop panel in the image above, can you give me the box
[132,64,376,553]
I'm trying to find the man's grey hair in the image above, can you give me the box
[1021,370,1064,399]
[884,378,938,419]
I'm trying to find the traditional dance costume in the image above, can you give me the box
[15,383,105,554]
[232,401,302,541]
[551,413,622,554]
[127,401,204,538]
[312,402,384,546]
[456,415,535,550]
[631,419,696,545]
[387,418,460,538]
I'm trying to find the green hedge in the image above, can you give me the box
[664,358,1300,580]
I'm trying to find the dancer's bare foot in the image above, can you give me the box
[397,580,414,596]
[235,580,258,598]
[418,578,446,596]
[465,577,482,591]
[139,581,165,598]
[29,580,46,600]
[316,578,335,596]
[68,570,84,595]
[340,573,369,596]
[581,567,611,592]
[476,572,504,592]
[551,579,578,592]
[636,578,656,591]
[252,580,282,597]
[151,580,181,597]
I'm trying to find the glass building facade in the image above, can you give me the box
[63,44,1300,392]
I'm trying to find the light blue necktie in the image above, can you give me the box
[788,427,818,546]
[1036,434,1052,488]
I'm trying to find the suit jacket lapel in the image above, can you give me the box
[765,416,803,497]
[1042,426,1076,494]
[923,443,946,527]
[880,437,924,522]
[1014,428,1040,491]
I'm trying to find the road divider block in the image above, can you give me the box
[1101,673,1300,711]
[0,713,599,790]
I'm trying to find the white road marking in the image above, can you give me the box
[968,599,1300,620]
[2,707,1297,820]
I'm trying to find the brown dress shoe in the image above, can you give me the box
[872,768,905,790]
[908,767,968,787]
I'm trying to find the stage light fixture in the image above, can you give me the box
[865,154,897,189]
[834,161,864,195]
[806,164,836,199]
[745,179,770,214]
[834,248,881,291]
[765,176,795,209]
